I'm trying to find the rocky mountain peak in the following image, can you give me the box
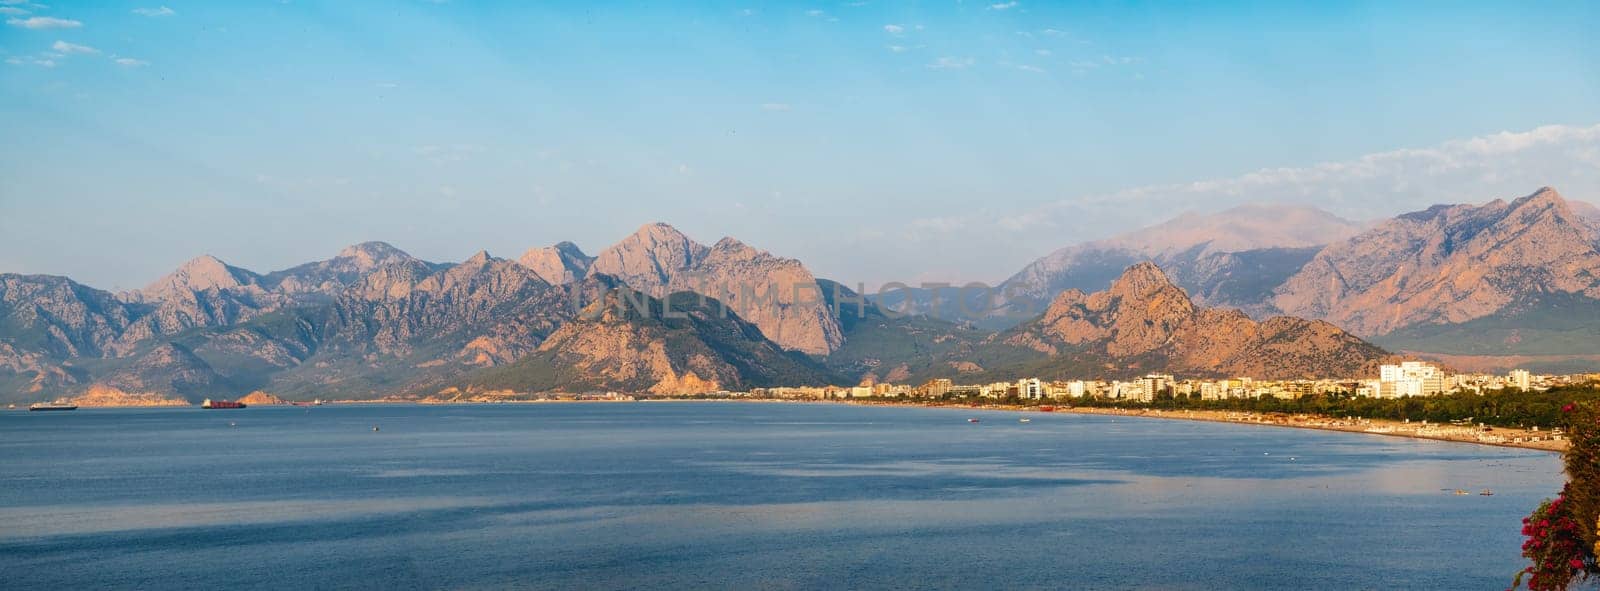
[589,222,709,293]
[1015,262,1386,378]
[138,254,262,301]
[335,241,413,268]
[1106,261,1177,300]
[517,241,594,285]
[1273,186,1600,336]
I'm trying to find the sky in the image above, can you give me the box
[2,1,1599,291]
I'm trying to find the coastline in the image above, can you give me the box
[839,400,1568,453]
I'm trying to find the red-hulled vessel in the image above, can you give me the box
[201,398,247,409]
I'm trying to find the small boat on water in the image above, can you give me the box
[1480,489,1494,496]
[1453,489,1470,496]
[201,398,247,409]
[29,401,78,411]
[1019,418,1031,423]
[967,418,980,423]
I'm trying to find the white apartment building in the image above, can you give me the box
[1378,361,1446,398]
[1509,369,1532,391]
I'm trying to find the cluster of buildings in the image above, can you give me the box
[747,363,1588,402]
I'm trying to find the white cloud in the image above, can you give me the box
[886,44,907,53]
[926,56,974,70]
[1034,49,1051,56]
[1015,64,1045,73]
[51,40,97,54]
[760,103,791,111]
[882,24,904,34]
[6,55,56,67]
[113,57,150,67]
[989,1,1018,9]
[805,9,824,17]
[7,16,82,29]
[996,123,1600,236]
[132,6,176,17]
[0,7,27,15]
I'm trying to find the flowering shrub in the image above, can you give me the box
[1513,401,1600,590]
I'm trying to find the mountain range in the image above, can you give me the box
[1,186,1595,402]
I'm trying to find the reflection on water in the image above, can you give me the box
[0,402,1563,589]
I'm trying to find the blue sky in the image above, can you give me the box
[2,1,1599,290]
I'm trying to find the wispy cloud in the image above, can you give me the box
[51,40,97,55]
[996,123,1600,235]
[0,7,27,16]
[926,56,974,70]
[131,6,176,17]
[7,16,82,29]
[5,55,56,67]
[113,57,150,67]
[882,24,904,35]
[989,1,1019,10]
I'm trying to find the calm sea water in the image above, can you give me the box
[0,402,1562,590]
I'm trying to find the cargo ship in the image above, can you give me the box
[201,398,247,409]
[29,401,78,411]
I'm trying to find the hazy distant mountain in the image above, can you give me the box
[889,203,1367,326]
[1004,203,1365,307]
[584,224,843,355]
[469,290,833,395]
[996,263,1389,380]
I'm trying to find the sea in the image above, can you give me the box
[0,402,1562,589]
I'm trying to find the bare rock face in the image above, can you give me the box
[586,224,843,355]
[1273,187,1600,336]
[96,342,223,401]
[517,241,594,285]
[267,241,422,297]
[68,384,188,407]
[135,255,266,302]
[1011,263,1387,379]
[470,291,831,394]
[0,273,136,358]
[236,390,287,405]
[589,223,710,293]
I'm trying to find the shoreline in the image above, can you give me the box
[837,400,1568,453]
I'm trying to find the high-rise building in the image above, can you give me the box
[1509,369,1532,391]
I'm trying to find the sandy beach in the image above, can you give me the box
[845,401,1569,452]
